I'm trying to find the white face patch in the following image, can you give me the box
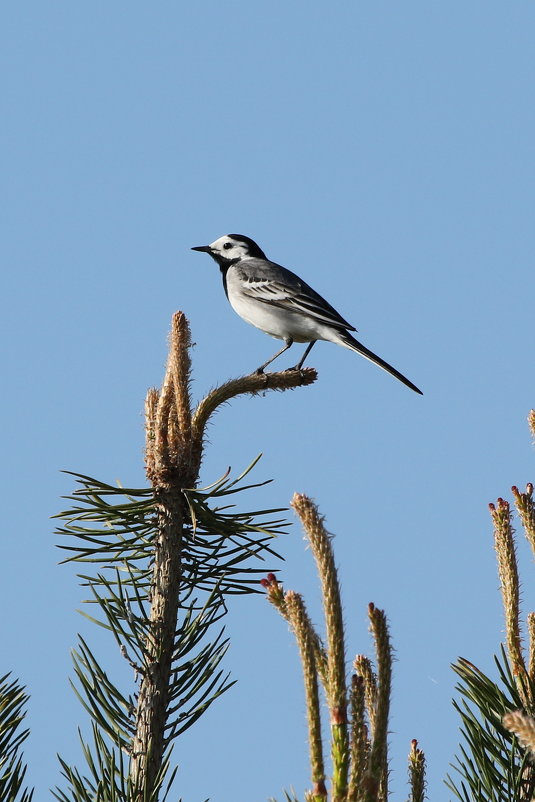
[209,235,251,260]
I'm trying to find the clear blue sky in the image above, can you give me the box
[2,2,535,799]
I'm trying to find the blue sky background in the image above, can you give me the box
[2,2,535,799]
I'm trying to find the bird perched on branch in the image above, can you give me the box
[192,234,422,395]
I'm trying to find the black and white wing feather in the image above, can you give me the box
[236,259,357,334]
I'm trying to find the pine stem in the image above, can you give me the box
[490,497,529,703]
[364,604,392,802]
[291,493,349,802]
[285,591,327,801]
[407,739,426,802]
[130,484,185,796]
[190,368,316,477]
[130,312,317,799]
[347,674,368,801]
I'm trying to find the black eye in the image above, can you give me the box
[223,242,233,250]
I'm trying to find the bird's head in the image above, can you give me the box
[192,234,267,265]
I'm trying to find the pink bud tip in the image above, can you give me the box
[267,572,276,582]
[260,579,270,588]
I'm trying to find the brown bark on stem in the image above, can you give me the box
[130,312,317,800]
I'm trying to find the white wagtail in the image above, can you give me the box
[192,234,422,394]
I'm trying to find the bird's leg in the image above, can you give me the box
[287,341,316,371]
[255,338,294,373]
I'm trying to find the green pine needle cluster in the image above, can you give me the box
[448,649,535,801]
[448,420,535,802]
[0,674,33,802]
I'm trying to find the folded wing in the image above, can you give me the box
[237,261,357,334]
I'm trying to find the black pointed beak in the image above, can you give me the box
[191,245,212,253]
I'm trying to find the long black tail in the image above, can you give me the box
[341,332,423,395]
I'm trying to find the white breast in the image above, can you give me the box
[225,267,337,344]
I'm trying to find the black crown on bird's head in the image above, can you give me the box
[225,235,267,259]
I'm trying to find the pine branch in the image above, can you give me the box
[262,573,328,690]
[407,740,426,802]
[264,498,418,802]
[0,674,33,802]
[55,311,317,801]
[503,710,535,755]
[190,369,316,478]
[285,591,327,802]
[364,604,392,802]
[512,484,535,567]
[291,494,349,802]
[490,497,529,703]
[353,656,377,742]
[347,674,368,800]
